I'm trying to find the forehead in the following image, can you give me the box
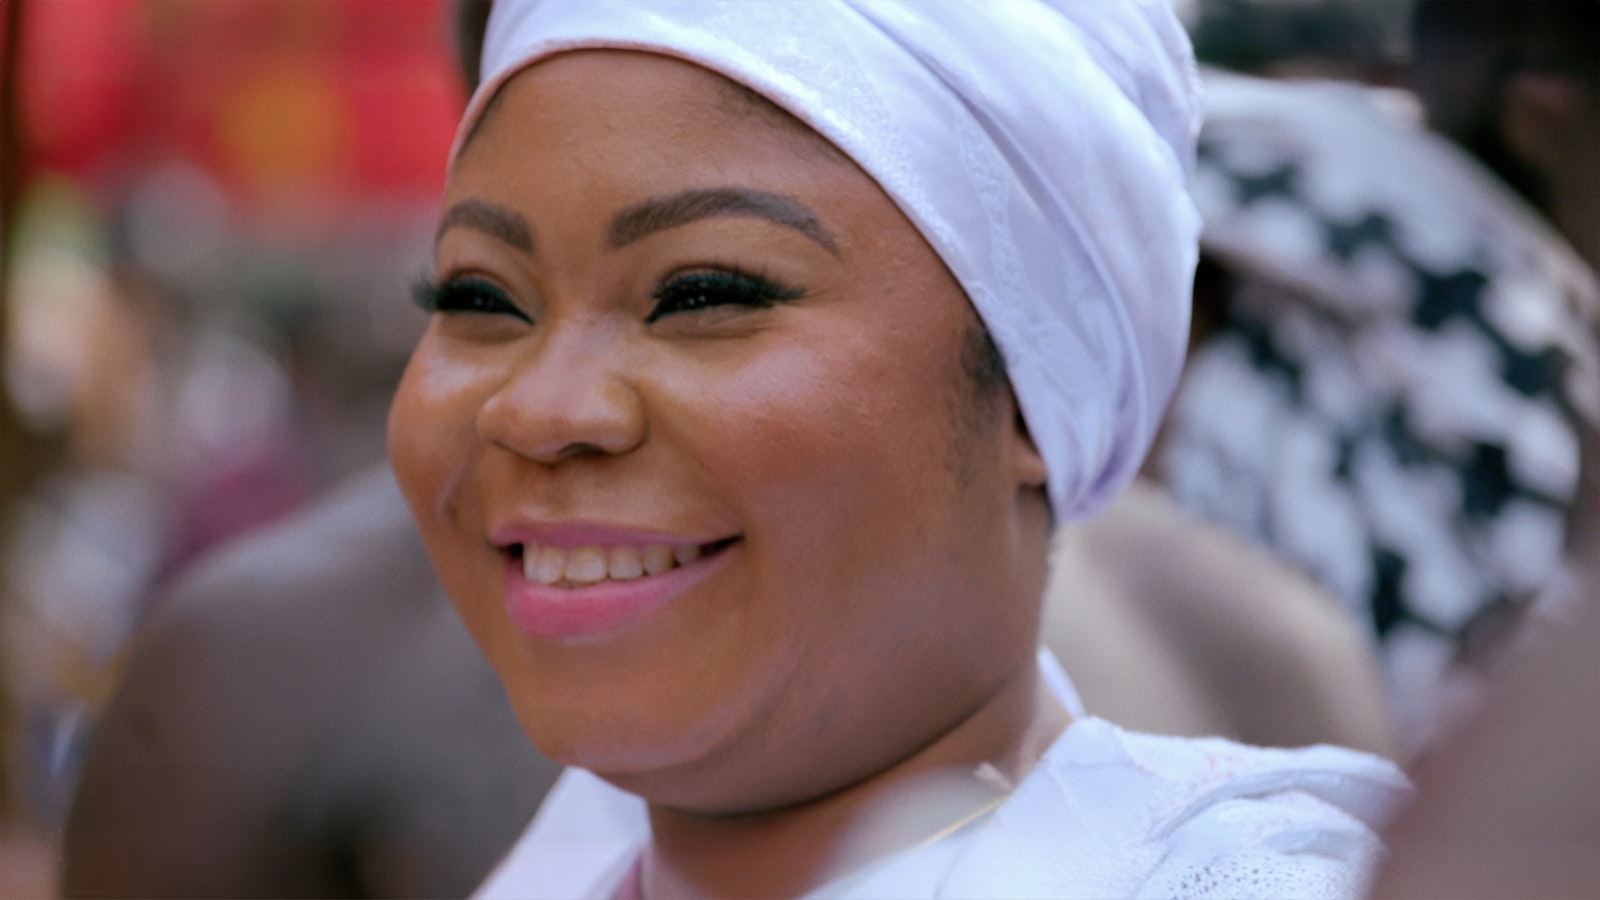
[457,50,846,185]
[708,79,846,162]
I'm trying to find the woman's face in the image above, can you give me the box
[389,50,1049,813]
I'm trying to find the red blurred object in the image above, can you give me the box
[17,0,462,212]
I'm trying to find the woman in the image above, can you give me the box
[388,2,1406,896]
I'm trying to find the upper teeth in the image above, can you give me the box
[522,542,703,586]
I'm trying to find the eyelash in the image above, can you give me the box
[411,274,530,321]
[410,266,803,324]
[647,267,803,324]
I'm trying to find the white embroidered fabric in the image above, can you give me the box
[474,650,1408,899]
[459,0,1204,525]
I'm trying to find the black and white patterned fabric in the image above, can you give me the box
[1157,71,1600,746]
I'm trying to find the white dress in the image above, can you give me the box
[476,652,1408,899]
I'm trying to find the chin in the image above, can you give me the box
[501,661,763,793]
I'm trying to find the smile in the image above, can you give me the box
[498,536,740,641]
[515,540,720,587]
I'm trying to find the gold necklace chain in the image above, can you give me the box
[908,790,1009,852]
[633,775,1013,898]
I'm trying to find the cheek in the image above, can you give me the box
[708,340,915,483]
[684,322,976,588]
[388,339,474,516]
[389,340,544,677]
[386,335,500,603]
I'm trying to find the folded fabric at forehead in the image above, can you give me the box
[460,0,1202,524]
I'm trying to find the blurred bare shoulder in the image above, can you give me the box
[1372,583,1600,898]
[167,462,434,615]
[1045,478,1399,758]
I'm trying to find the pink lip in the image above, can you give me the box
[499,538,738,641]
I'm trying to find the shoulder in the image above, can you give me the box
[161,463,431,626]
[90,462,431,740]
[1046,480,1398,755]
[1100,714,1414,832]
[64,465,551,897]
[102,463,438,716]
[940,719,1409,899]
[61,465,444,895]
[1124,725,1407,899]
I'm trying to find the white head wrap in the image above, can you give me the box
[457,0,1202,523]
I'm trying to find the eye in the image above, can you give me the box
[411,274,531,322]
[646,267,803,324]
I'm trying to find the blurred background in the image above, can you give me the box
[2,0,1596,897]
[1,1,460,892]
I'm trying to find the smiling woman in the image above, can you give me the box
[395,48,1045,816]
[386,2,1408,898]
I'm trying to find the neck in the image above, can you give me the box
[640,662,1070,899]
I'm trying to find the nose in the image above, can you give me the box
[475,329,646,465]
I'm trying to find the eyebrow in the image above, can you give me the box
[436,199,533,252]
[434,188,838,257]
[610,187,838,254]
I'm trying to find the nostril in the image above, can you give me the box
[474,355,648,464]
[553,441,609,462]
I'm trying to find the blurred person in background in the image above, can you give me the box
[1368,0,1600,893]
[1407,0,1600,555]
[1156,2,1600,891]
[1156,0,1600,755]
[0,0,459,884]
[1369,568,1600,898]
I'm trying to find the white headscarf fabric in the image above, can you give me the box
[457,0,1202,523]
